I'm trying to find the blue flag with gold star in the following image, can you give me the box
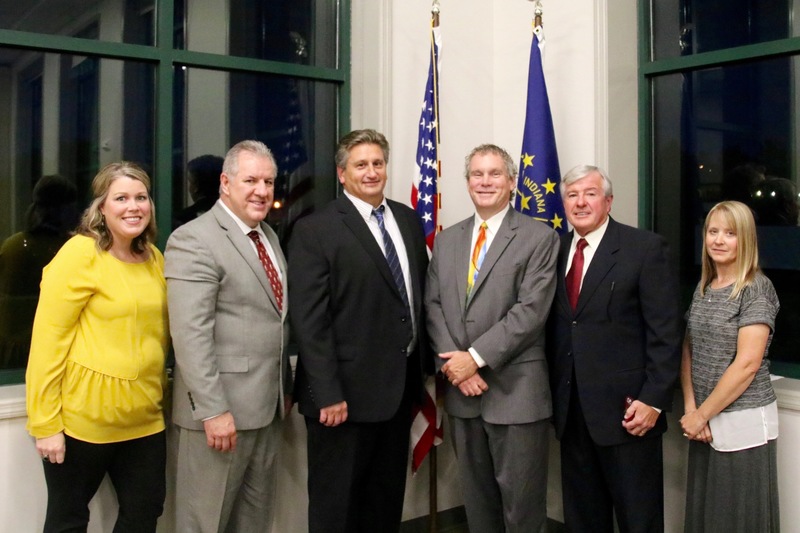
[513,32,566,234]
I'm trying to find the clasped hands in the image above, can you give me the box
[679,409,713,443]
[440,351,488,397]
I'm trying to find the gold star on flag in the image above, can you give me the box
[521,153,535,169]
[550,213,563,230]
[519,192,531,211]
[543,178,557,194]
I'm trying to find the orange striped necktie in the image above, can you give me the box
[467,222,488,298]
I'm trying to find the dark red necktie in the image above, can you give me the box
[247,230,283,312]
[565,238,588,311]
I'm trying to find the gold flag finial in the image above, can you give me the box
[432,0,440,26]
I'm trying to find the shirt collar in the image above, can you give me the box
[344,190,388,222]
[473,203,510,235]
[573,215,610,250]
[218,199,266,239]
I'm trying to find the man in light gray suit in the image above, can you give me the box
[425,144,558,532]
[165,140,292,533]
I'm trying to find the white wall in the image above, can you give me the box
[353,0,635,229]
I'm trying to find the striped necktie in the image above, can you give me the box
[372,206,409,308]
[467,222,488,298]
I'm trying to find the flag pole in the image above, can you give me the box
[428,0,439,525]
[407,1,443,531]
[429,7,440,529]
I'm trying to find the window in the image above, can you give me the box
[643,1,800,376]
[0,0,349,382]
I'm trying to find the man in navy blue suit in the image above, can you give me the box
[288,129,429,533]
[547,165,681,533]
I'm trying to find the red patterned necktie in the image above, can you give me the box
[565,238,588,311]
[247,230,283,312]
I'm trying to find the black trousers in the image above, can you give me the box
[305,399,412,533]
[560,388,664,533]
[42,431,166,533]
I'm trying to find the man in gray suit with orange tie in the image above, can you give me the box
[425,144,559,532]
[166,140,292,533]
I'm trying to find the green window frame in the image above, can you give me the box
[0,0,352,385]
[638,1,800,379]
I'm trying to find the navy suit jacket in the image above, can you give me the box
[547,217,682,446]
[288,196,429,422]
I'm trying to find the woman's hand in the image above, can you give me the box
[693,423,713,443]
[36,432,66,464]
[680,409,710,441]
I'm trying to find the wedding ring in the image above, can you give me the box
[682,433,688,437]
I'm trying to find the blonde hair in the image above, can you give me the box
[700,200,759,299]
[76,162,157,254]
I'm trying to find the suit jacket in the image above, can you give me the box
[547,217,681,446]
[288,196,429,423]
[165,202,292,431]
[425,208,559,424]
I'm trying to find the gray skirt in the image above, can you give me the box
[684,438,779,533]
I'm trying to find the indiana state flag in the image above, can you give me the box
[513,32,566,234]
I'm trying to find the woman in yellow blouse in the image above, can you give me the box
[26,162,168,532]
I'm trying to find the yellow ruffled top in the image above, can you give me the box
[26,235,168,443]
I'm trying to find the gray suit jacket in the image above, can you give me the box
[425,208,559,424]
[165,202,292,431]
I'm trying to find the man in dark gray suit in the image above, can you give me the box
[425,144,559,532]
[288,129,429,533]
[166,140,292,533]
[547,165,681,533]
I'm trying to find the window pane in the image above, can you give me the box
[652,0,792,60]
[173,66,338,246]
[0,0,155,46]
[176,0,338,68]
[0,48,155,371]
[652,57,800,366]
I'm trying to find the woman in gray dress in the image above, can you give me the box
[680,200,780,532]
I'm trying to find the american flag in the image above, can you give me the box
[410,19,443,475]
[411,24,441,251]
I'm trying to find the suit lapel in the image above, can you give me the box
[391,202,422,314]
[338,197,400,299]
[212,204,281,315]
[455,217,474,314]
[261,221,287,319]
[556,231,573,316]
[574,218,619,314]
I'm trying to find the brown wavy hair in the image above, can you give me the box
[76,162,157,254]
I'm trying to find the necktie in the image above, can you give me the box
[247,230,283,312]
[467,222,488,298]
[565,238,588,311]
[372,206,409,308]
